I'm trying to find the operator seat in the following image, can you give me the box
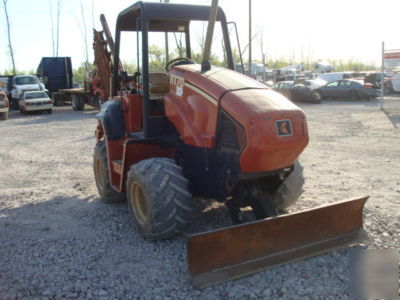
[149,73,169,98]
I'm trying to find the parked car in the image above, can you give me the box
[0,90,9,120]
[10,75,46,110]
[312,79,380,101]
[19,91,53,114]
[294,78,327,91]
[363,72,393,94]
[316,72,354,83]
[272,81,294,99]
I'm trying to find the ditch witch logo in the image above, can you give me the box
[276,119,293,136]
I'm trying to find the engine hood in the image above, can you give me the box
[167,64,309,172]
[220,88,309,173]
[172,64,266,100]
[15,84,40,90]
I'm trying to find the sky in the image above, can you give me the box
[1,0,400,73]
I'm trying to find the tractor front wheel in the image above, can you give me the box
[126,158,192,240]
[93,141,125,203]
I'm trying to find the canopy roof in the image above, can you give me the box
[117,1,227,32]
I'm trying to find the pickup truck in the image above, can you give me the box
[10,75,46,110]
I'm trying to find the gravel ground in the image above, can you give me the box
[0,99,399,299]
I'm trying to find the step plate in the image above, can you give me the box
[187,196,369,289]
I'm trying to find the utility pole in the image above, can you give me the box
[163,0,169,62]
[260,35,265,82]
[56,0,61,56]
[248,0,252,76]
[381,41,385,111]
[2,0,16,74]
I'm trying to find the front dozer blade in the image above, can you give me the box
[187,196,368,289]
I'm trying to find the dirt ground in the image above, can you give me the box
[0,98,399,299]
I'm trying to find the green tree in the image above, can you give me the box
[3,69,35,75]
[72,62,94,83]
[122,61,137,74]
[148,45,166,72]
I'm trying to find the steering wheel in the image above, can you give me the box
[166,57,194,72]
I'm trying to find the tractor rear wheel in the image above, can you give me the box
[93,141,125,203]
[270,160,304,209]
[126,158,192,240]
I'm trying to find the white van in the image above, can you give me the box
[317,72,353,83]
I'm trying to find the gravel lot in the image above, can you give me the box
[0,99,399,299]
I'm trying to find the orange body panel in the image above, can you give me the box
[119,143,175,192]
[164,88,218,148]
[106,138,124,188]
[165,66,224,148]
[105,135,175,192]
[165,64,309,173]
[101,95,174,192]
[220,89,308,173]
[121,94,142,132]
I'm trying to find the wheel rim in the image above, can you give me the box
[94,157,105,192]
[130,181,149,225]
[313,92,321,100]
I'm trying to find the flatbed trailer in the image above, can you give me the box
[53,86,101,111]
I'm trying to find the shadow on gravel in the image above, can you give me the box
[0,195,96,238]
[0,192,234,241]
[382,111,400,129]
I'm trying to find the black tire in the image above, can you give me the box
[0,111,8,120]
[11,98,19,110]
[93,94,101,108]
[270,160,304,209]
[93,141,125,203]
[291,85,320,103]
[47,109,52,114]
[20,108,25,114]
[72,94,85,111]
[311,90,323,103]
[291,85,305,102]
[53,93,65,106]
[126,158,192,240]
[350,90,358,100]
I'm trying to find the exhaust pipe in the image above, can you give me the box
[201,0,219,72]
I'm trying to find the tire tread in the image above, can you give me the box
[126,158,192,239]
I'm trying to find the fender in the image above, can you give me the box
[96,100,125,140]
